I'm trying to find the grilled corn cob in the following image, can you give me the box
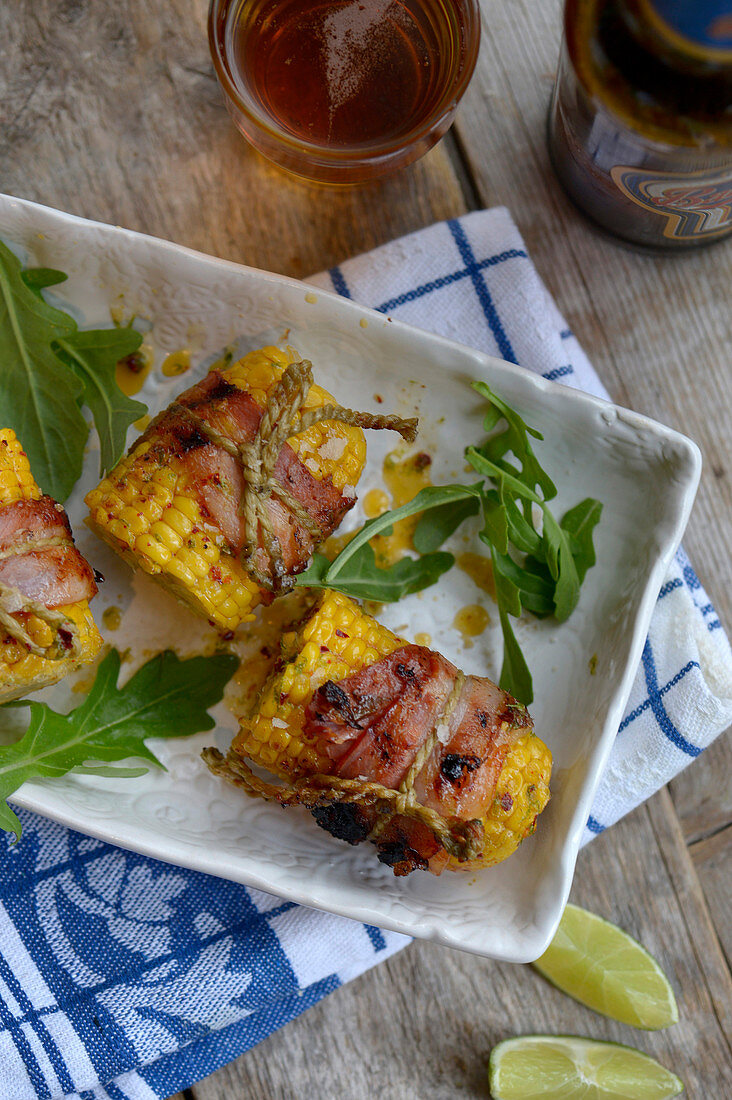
[0,430,102,702]
[209,590,552,874]
[86,347,415,632]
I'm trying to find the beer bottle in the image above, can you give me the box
[548,0,732,250]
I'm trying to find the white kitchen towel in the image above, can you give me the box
[2,207,730,1100]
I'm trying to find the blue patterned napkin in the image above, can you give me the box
[1,209,730,1100]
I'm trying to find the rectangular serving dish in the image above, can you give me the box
[1,193,700,962]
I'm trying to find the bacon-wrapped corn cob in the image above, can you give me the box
[0,430,102,702]
[205,590,552,876]
[85,347,416,633]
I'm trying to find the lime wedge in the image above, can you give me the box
[489,1035,684,1099]
[532,903,678,1029]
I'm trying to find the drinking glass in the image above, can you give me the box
[209,0,481,184]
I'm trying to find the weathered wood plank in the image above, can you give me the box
[670,734,732,844]
[189,789,732,1100]
[690,823,732,971]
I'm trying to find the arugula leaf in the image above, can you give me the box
[299,544,455,601]
[489,546,555,618]
[477,488,510,556]
[561,497,603,584]
[323,484,483,583]
[541,509,580,620]
[0,243,150,497]
[412,492,480,553]
[471,380,557,500]
[0,648,238,840]
[21,268,69,293]
[54,329,146,475]
[466,446,543,507]
[298,381,602,707]
[0,240,88,500]
[490,545,534,704]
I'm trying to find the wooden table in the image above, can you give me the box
[3,1,730,1097]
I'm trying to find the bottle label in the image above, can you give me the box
[640,0,732,60]
[610,164,732,239]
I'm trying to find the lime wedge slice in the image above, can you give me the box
[489,1035,684,1099]
[532,903,678,1029]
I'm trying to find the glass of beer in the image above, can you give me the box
[209,0,481,184]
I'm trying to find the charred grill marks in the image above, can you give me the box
[311,802,372,845]
[376,837,429,875]
[186,374,238,405]
[440,753,482,783]
[176,424,210,454]
[315,679,364,729]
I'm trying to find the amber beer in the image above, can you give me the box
[548,0,732,249]
[209,0,480,183]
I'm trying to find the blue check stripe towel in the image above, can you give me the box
[2,208,731,1100]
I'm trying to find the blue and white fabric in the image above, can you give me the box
[1,208,730,1100]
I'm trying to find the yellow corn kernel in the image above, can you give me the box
[0,431,41,506]
[84,348,367,632]
[233,591,402,777]
[150,521,182,553]
[0,430,103,701]
[232,590,552,871]
[118,506,149,537]
[164,508,194,539]
[134,532,169,568]
[461,730,552,870]
[172,495,199,521]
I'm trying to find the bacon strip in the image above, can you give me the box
[303,644,532,874]
[0,497,97,608]
[139,370,355,578]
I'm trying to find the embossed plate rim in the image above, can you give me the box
[1,193,701,962]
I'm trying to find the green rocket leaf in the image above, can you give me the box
[0,240,87,500]
[0,648,238,840]
[54,328,146,475]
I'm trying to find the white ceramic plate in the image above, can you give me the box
[1,194,700,963]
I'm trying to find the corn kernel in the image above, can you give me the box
[0,430,103,702]
[231,590,551,873]
[150,521,182,552]
[164,508,193,538]
[172,495,199,521]
[84,348,368,631]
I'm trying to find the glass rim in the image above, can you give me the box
[208,0,482,164]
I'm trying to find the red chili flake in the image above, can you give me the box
[373,394,383,404]
[209,565,223,583]
[118,351,146,374]
[320,645,329,653]
[335,629,348,638]
[279,692,287,704]
[221,630,235,642]
[500,792,514,812]
[413,452,432,471]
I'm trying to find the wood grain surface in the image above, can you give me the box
[1,1,730,1098]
